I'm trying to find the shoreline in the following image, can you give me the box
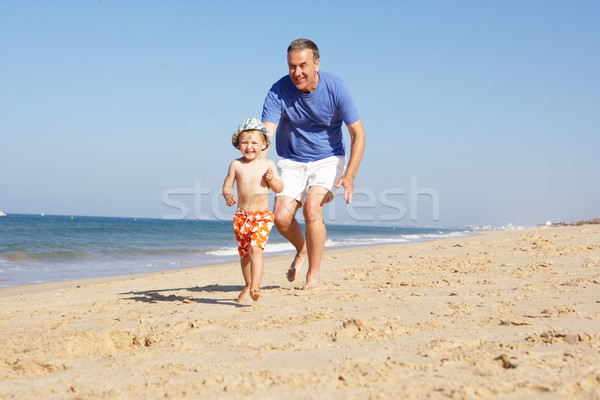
[1,225,599,399]
[0,231,474,297]
[0,252,293,298]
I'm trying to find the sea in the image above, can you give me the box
[0,214,471,288]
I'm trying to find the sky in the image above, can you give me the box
[1,0,599,229]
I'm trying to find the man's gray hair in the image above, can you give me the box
[287,38,319,62]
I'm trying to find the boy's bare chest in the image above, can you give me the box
[236,164,267,187]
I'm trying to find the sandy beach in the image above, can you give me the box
[1,225,599,399]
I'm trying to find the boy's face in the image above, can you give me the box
[238,131,266,161]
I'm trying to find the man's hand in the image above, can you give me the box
[335,174,355,204]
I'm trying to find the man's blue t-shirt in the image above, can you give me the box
[261,71,360,162]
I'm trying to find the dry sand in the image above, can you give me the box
[1,225,599,399]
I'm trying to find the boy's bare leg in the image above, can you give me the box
[302,186,331,291]
[236,256,251,303]
[248,246,264,301]
[274,196,307,282]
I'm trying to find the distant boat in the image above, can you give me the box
[0,211,6,216]
[41,213,45,216]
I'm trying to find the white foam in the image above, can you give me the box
[207,241,297,256]
[206,248,236,256]
[401,234,421,240]
[207,232,472,256]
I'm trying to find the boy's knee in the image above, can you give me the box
[248,246,263,257]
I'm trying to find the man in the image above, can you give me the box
[262,38,366,291]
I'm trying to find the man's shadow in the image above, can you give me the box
[120,284,282,308]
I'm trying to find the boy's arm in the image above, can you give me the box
[264,160,283,194]
[222,161,238,207]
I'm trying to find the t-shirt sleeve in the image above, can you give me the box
[336,81,360,126]
[261,84,282,124]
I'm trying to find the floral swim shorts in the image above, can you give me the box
[233,209,275,258]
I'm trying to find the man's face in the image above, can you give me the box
[287,49,319,94]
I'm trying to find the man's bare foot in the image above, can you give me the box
[250,288,261,301]
[286,251,307,282]
[302,280,322,291]
[236,287,250,303]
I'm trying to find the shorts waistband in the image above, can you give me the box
[280,155,345,166]
[235,209,271,216]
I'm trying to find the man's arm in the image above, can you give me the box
[261,121,277,158]
[336,118,366,204]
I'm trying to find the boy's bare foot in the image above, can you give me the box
[250,288,261,301]
[286,251,307,282]
[302,280,322,291]
[236,287,250,303]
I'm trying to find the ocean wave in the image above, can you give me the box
[205,231,471,257]
[0,250,99,264]
[0,247,212,265]
[206,241,297,256]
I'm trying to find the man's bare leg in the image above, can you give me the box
[274,195,307,282]
[236,256,251,303]
[286,252,306,282]
[302,186,331,291]
[303,218,325,290]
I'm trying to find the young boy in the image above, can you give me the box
[223,118,283,302]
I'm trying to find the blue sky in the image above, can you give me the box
[1,1,598,228]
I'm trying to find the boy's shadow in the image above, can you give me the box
[120,284,282,308]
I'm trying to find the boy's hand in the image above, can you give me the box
[264,168,274,182]
[224,193,237,207]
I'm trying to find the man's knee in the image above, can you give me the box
[303,188,330,222]
[303,199,324,223]
[274,198,297,229]
[273,211,291,230]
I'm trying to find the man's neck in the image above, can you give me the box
[304,72,320,94]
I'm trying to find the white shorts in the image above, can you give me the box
[276,156,346,204]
